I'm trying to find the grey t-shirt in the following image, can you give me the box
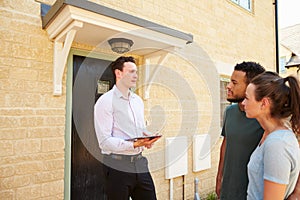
[221,104,264,200]
[247,129,300,200]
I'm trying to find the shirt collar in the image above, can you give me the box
[113,85,135,100]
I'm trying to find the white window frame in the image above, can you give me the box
[231,0,252,11]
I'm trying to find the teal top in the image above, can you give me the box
[220,104,264,200]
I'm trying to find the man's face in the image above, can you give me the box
[116,62,138,89]
[226,70,247,102]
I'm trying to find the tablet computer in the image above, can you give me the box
[125,134,162,141]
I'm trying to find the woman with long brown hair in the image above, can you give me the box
[242,71,300,200]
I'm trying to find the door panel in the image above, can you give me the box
[71,55,114,200]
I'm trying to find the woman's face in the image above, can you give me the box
[242,83,262,118]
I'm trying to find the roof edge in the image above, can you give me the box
[42,0,193,43]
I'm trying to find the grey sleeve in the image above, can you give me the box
[263,139,293,184]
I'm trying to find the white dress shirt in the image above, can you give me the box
[94,85,146,155]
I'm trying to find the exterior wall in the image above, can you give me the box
[279,44,299,78]
[0,0,65,199]
[279,46,293,76]
[90,0,276,72]
[0,0,276,200]
[137,52,219,199]
[279,24,300,78]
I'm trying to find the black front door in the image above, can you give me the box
[71,55,115,200]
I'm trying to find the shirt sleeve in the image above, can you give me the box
[221,107,228,137]
[94,95,134,154]
[263,139,292,184]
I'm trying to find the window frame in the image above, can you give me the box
[220,78,231,127]
[279,56,287,73]
[230,0,252,12]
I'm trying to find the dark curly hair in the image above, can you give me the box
[234,61,265,84]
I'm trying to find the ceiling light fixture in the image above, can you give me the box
[108,38,134,54]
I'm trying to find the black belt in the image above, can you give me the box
[105,153,143,162]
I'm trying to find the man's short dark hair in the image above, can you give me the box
[110,56,136,75]
[234,61,265,84]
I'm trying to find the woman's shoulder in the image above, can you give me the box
[266,129,298,148]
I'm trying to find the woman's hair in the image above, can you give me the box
[109,56,136,79]
[250,71,300,135]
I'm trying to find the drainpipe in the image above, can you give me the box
[170,178,173,200]
[274,0,279,73]
[194,178,201,200]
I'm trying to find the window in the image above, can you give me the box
[279,56,286,73]
[220,78,231,126]
[231,0,252,11]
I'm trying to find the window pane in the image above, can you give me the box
[231,0,252,11]
[220,80,230,126]
[240,0,251,10]
[279,57,286,72]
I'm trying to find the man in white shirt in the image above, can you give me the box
[94,56,160,200]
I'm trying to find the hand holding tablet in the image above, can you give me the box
[125,134,162,141]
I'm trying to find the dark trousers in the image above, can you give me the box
[103,154,157,200]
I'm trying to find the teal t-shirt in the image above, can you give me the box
[220,104,264,200]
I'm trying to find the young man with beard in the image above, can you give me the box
[215,62,265,200]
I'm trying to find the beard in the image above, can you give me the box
[227,97,244,103]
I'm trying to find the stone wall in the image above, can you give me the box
[0,0,275,199]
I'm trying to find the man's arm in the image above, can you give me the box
[216,137,226,198]
[287,173,300,200]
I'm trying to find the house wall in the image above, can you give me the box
[0,0,276,199]
[279,44,300,78]
[90,0,276,71]
[1,0,65,199]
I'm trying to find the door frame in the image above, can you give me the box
[64,49,117,199]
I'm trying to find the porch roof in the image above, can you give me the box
[42,0,193,95]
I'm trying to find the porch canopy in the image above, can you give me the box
[42,0,193,95]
